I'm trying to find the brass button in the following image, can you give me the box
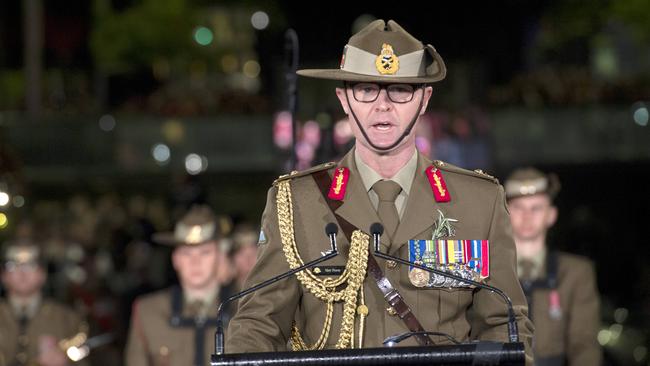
[16,352,27,363]
[386,260,397,269]
[386,306,397,316]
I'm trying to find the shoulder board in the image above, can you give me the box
[432,160,499,184]
[273,162,337,186]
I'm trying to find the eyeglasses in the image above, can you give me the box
[3,261,39,272]
[349,83,422,104]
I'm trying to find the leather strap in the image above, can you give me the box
[312,169,432,346]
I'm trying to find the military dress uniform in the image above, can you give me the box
[227,149,534,358]
[124,205,234,366]
[0,242,88,366]
[125,286,233,366]
[506,168,602,366]
[0,298,87,366]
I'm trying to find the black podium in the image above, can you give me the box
[211,342,525,366]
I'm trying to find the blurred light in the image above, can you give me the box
[151,143,171,165]
[633,102,648,127]
[303,120,321,147]
[334,118,353,146]
[185,154,207,175]
[608,323,623,344]
[251,11,269,30]
[614,307,629,323]
[295,141,315,162]
[273,111,293,149]
[0,213,7,229]
[162,120,185,144]
[221,55,238,74]
[243,60,261,78]
[633,346,647,362]
[193,26,213,46]
[0,192,9,206]
[66,345,89,362]
[12,195,25,208]
[99,114,116,132]
[597,329,611,346]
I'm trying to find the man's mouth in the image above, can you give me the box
[371,121,394,131]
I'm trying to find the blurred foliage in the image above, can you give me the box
[90,0,196,74]
[0,71,25,109]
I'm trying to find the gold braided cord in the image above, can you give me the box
[276,180,369,350]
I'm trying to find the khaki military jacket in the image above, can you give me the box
[125,286,228,366]
[525,252,601,365]
[0,298,86,366]
[227,149,534,361]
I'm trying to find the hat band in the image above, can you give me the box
[174,222,216,244]
[505,177,549,197]
[340,45,426,78]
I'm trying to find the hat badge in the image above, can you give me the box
[375,43,399,75]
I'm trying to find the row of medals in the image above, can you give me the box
[408,261,479,288]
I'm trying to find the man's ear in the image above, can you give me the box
[419,86,433,115]
[335,87,350,115]
[546,205,558,228]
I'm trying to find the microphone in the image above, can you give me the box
[325,223,338,253]
[369,223,520,343]
[370,222,383,252]
[214,223,340,355]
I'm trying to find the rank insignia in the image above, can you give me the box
[425,166,451,202]
[408,239,490,288]
[375,43,399,75]
[328,167,350,201]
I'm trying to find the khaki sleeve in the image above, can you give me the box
[567,260,602,366]
[125,300,150,366]
[468,185,535,365]
[225,186,302,352]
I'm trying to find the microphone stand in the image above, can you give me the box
[370,226,520,344]
[214,224,339,355]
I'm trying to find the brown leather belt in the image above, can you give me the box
[312,169,432,346]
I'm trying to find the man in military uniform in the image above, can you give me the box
[227,19,533,362]
[505,167,601,365]
[125,205,234,366]
[228,223,259,294]
[0,240,88,366]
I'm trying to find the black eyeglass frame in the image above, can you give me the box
[345,82,425,104]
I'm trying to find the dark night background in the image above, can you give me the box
[1,1,649,365]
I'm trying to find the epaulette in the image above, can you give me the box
[273,162,337,186]
[432,160,499,184]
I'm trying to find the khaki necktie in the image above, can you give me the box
[372,180,402,240]
[519,259,535,282]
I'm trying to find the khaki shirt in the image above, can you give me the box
[522,251,602,365]
[125,287,227,366]
[0,298,87,366]
[227,149,534,363]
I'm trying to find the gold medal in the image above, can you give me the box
[409,268,429,287]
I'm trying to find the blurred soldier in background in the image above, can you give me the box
[229,223,259,293]
[125,205,234,366]
[505,167,602,365]
[0,240,88,366]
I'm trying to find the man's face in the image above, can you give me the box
[1,262,46,297]
[336,83,433,153]
[508,194,557,243]
[233,245,258,280]
[172,241,221,291]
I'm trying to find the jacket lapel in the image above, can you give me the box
[333,150,391,251]
[390,153,439,255]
